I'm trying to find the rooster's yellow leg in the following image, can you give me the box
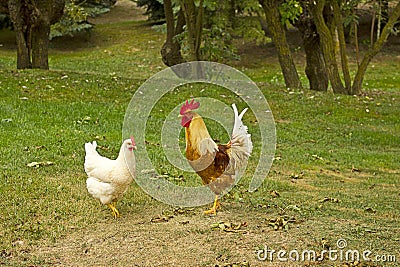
[204,195,220,215]
[107,203,120,218]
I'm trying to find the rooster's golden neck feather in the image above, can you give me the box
[185,113,211,158]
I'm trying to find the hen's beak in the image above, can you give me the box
[129,135,136,151]
[128,145,137,151]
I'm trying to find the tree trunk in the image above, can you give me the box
[31,23,50,69]
[259,0,302,89]
[352,1,400,94]
[161,0,185,67]
[8,0,32,68]
[295,9,328,91]
[310,0,346,94]
[180,0,204,61]
[15,30,32,69]
[381,0,389,28]
[7,0,64,69]
[331,0,351,91]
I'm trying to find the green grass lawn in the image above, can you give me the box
[0,19,399,266]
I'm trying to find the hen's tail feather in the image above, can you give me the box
[85,141,97,154]
[84,141,102,174]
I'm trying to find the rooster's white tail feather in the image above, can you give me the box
[230,104,253,170]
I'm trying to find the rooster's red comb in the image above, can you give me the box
[180,99,200,115]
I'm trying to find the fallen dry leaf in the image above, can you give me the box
[76,116,94,124]
[312,154,324,161]
[218,261,250,267]
[173,207,194,215]
[290,172,304,179]
[364,207,376,213]
[1,118,12,123]
[335,261,378,267]
[27,161,54,168]
[319,197,340,203]
[211,221,248,232]
[351,166,361,172]
[269,217,288,231]
[269,190,280,198]
[12,240,24,246]
[150,214,174,223]
[95,135,106,140]
[268,216,297,231]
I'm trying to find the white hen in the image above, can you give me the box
[84,137,136,218]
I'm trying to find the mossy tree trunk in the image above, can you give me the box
[306,0,400,95]
[295,9,328,92]
[7,0,64,69]
[180,0,204,62]
[331,0,351,92]
[310,0,346,94]
[352,1,400,94]
[161,0,185,67]
[259,0,302,89]
[7,0,32,68]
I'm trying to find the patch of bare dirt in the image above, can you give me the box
[88,0,147,24]
[26,203,314,267]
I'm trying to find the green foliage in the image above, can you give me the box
[201,25,238,61]
[202,0,218,11]
[342,1,360,28]
[50,1,110,40]
[144,0,269,61]
[278,0,302,25]
[235,17,271,46]
[84,5,112,17]
[0,14,13,30]
[135,0,165,20]
[234,0,261,14]
[171,0,239,61]
[200,0,238,61]
[50,1,92,39]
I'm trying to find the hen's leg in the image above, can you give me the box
[107,202,120,218]
[204,195,220,215]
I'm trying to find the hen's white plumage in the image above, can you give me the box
[84,138,136,218]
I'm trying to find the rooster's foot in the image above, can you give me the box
[204,196,220,215]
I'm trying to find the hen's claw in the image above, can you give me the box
[107,203,120,218]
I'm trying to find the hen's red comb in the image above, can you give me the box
[130,135,136,146]
[180,99,200,115]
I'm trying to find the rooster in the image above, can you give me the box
[180,99,253,215]
[84,137,136,218]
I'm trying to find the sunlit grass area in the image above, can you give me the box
[0,18,399,266]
